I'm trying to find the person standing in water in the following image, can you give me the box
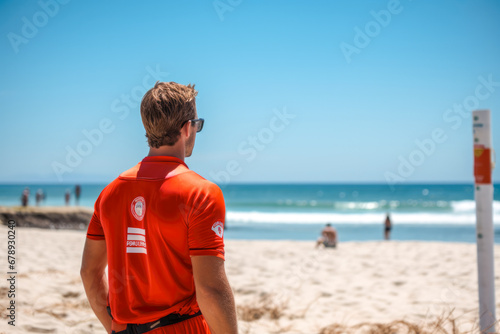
[384,213,392,240]
[36,189,45,206]
[75,184,81,206]
[21,187,30,207]
[65,189,71,206]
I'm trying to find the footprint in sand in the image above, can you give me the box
[235,288,257,295]
[62,291,80,298]
[22,325,56,333]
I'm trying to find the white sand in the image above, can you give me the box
[1,226,499,334]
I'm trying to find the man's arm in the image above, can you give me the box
[80,238,111,333]
[191,256,238,334]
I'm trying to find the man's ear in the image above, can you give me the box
[182,120,192,138]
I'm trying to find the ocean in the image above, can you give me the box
[1,183,499,243]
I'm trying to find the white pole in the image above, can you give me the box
[473,109,496,333]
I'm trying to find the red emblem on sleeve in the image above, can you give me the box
[211,221,224,238]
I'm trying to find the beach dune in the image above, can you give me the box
[0,206,92,230]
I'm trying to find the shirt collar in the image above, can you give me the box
[141,156,188,168]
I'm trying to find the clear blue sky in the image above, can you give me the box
[1,0,499,184]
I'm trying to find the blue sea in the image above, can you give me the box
[1,183,499,243]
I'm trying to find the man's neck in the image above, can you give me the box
[147,145,185,161]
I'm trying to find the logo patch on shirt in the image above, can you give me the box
[131,196,146,221]
[211,221,224,238]
[126,227,147,254]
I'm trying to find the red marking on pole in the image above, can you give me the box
[474,145,492,184]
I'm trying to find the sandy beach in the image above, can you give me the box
[0,225,499,334]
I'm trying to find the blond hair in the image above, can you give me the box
[140,81,198,148]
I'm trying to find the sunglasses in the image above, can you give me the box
[182,118,204,133]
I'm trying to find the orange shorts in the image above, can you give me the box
[111,315,211,334]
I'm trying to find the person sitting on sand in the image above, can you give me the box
[316,223,337,248]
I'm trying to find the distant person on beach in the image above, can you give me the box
[65,189,70,206]
[75,184,81,205]
[21,187,29,207]
[81,82,237,334]
[384,213,392,240]
[36,189,44,206]
[316,223,337,248]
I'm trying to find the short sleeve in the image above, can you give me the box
[187,183,225,260]
[87,194,105,240]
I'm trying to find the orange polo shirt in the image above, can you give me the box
[86,156,225,324]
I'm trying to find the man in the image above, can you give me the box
[80,82,237,334]
[75,184,81,205]
[384,212,392,240]
[36,188,44,206]
[65,189,71,206]
[21,187,29,207]
[315,223,337,248]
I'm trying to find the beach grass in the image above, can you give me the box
[237,296,497,334]
[320,311,497,334]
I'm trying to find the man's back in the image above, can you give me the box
[87,156,225,324]
[322,226,337,241]
[81,81,237,334]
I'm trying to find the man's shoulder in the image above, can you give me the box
[118,163,141,179]
[97,164,142,194]
[98,176,125,197]
[177,170,222,193]
[173,172,223,207]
